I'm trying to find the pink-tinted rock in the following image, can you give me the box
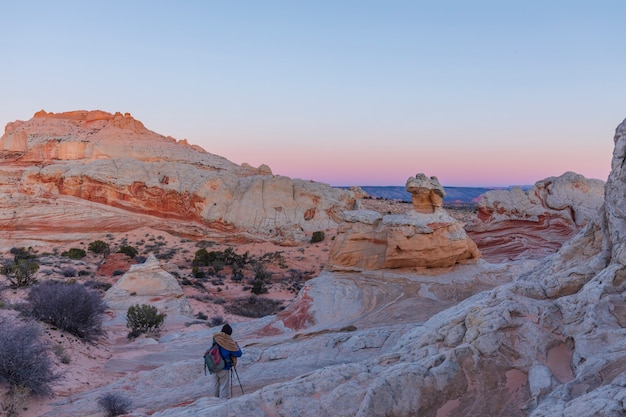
[328,174,480,270]
[467,171,605,262]
[0,110,356,249]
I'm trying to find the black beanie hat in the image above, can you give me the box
[222,323,233,335]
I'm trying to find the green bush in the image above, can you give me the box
[311,231,325,243]
[62,248,86,259]
[126,304,166,339]
[1,258,40,288]
[0,318,59,396]
[88,240,110,254]
[118,245,138,259]
[26,281,106,341]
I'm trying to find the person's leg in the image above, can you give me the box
[213,372,220,397]
[218,369,230,398]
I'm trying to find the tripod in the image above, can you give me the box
[230,366,244,396]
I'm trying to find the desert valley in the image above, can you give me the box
[0,110,624,416]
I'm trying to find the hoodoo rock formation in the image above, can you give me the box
[466,171,605,262]
[0,110,356,249]
[327,174,480,270]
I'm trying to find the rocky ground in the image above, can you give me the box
[0,199,419,416]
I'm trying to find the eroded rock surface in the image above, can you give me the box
[27,118,626,417]
[328,174,480,270]
[0,110,355,248]
[467,171,605,262]
[104,254,192,315]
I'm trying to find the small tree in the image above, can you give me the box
[118,245,138,259]
[88,240,110,255]
[1,258,40,288]
[126,304,166,339]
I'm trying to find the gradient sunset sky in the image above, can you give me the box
[1,1,624,186]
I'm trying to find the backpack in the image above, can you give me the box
[204,342,225,374]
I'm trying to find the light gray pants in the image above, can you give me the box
[213,369,230,398]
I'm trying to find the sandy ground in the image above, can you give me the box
[0,225,337,417]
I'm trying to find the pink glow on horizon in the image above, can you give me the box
[212,137,613,187]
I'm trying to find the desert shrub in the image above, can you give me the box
[251,279,268,295]
[250,263,271,295]
[117,245,138,259]
[0,318,58,397]
[52,344,71,364]
[2,384,30,417]
[97,392,132,417]
[78,269,90,277]
[253,262,271,280]
[193,248,216,266]
[61,248,86,259]
[9,247,36,260]
[192,267,206,279]
[195,311,208,320]
[88,240,110,255]
[209,315,225,327]
[26,281,106,341]
[225,296,283,318]
[195,240,215,248]
[311,231,325,243]
[156,249,177,260]
[83,280,112,292]
[1,258,40,288]
[61,267,77,277]
[126,304,166,339]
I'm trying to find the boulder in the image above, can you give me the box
[328,174,480,270]
[104,254,192,316]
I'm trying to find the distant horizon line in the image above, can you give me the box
[332,184,533,189]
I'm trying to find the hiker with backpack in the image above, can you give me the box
[205,323,242,399]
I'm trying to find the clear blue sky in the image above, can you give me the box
[1,1,624,186]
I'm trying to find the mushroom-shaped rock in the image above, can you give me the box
[406,173,445,213]
[328,175,480,271]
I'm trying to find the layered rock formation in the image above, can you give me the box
[103,254,192,315]
[328,174,480,270]
[466,171,605,262]
[0,110,356,248]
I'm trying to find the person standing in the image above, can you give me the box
[212,323,242,399]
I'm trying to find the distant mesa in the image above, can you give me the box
[328,173,480,270]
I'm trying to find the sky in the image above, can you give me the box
[1,1,624,187]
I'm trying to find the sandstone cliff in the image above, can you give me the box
[0,110,355,248]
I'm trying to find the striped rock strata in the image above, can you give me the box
[0,110,356,249]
